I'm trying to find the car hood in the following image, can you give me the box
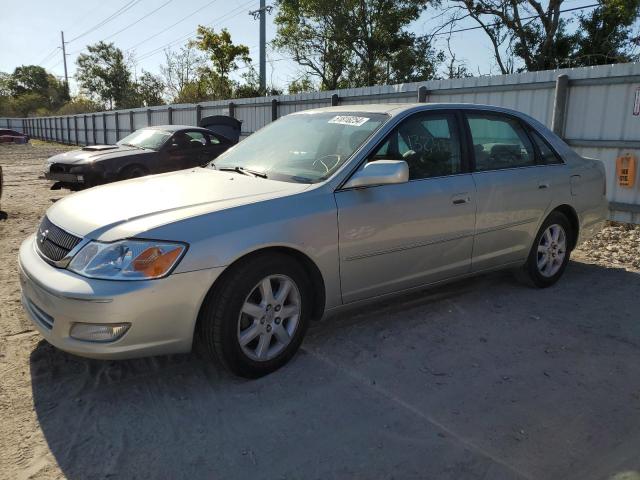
[47,145,147,165]
[46,168,310,241]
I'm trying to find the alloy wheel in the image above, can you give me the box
[536,223,567,277]
[237,274,301,362]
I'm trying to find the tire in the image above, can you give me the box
[518,211,573,288]
[120,164,149,180]
[198,253,313,378]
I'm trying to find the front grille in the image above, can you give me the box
[49,163,71,174]
[36,216,82,262]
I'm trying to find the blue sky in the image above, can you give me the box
[0,0,607,95]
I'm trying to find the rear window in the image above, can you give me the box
[467,114,535,171]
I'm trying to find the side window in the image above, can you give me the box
[185,131,207,148]
[529,129,563,164]
[467,114,535,171]
[369,113,462,180]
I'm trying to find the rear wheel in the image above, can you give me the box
[519,211,573,288]
[198,253,312,378]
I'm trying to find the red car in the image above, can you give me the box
[0,129,29,144]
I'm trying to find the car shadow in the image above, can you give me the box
[30,261,640,480]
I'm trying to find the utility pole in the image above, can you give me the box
[249,1,273,94]
[60,31,69,96]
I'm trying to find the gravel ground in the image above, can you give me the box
[575,222,640,269]
[1,142,640,480]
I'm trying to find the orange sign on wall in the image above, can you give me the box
[616,154,637,188]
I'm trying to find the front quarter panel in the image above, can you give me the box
[143,187,342,310]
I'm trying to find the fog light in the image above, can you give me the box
[70,323,130,342]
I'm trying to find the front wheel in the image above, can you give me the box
[198,253,312,378]
[519,211,573,288]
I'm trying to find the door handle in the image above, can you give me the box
[451,194,470,205]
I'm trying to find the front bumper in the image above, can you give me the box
[44,172,86,184]
[18,234,224,359]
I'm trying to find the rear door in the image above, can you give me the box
[465,112,553,271]
[335,111,477,303]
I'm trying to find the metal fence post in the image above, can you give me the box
[91,114,96,144]
[73,116,78,145]
[228,102,235,118]
[331,94,339,106]
[103,113,107,144]
[147,108,152,126]
[552,74,569,138]
[271,99,278,121]
[196,104,202,125]
[167,106,173,125]
[115,111,120,141]
[129,110,134,133]
[66,117,71,144]
[418,86,429,103]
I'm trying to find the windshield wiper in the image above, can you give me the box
[218,166,268,179]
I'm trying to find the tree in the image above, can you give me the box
[273,0,353,90]
[5,65,68,111]
[135,71,165,106]
[160,46,204,101]
[190,27,251,98]
[234,65,282,98]
[570,0,640,66]
[439,0,640,73]
[273,0,442,89]
[56,97,103,115]
[76,42,135,109]
[287,75,315,94]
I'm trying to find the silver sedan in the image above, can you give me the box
[19,104,608,377]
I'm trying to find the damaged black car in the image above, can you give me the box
[44,121,239,190]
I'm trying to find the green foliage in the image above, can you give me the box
[287,75,316,94]
[0,65,68,116]
[273,0,441,89]
[190,27,252,98]
[55,97,103,115]
[570,0,640,66]
[447,0,640,73]
[135,71,165,107]
[76,42,135,109]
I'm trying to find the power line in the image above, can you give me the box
[134,0,256,63]
[102,0,174,42]
[66,0,143,43]
[127,0,220,51]
[37,47,60,66]
[431,2,600,37]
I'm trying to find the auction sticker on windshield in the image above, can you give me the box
[328,115,369,126]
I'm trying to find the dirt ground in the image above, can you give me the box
[1,142,640,480]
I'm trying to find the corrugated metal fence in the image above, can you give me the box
[2,62,640,223]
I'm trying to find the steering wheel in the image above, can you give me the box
[312,154,341,173]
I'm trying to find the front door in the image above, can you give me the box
[335,111,477,303]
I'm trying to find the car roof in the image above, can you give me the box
[293,102,534,119]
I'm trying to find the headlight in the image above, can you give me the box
[68,240,187,280]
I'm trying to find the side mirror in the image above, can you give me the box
[343,160,409,189]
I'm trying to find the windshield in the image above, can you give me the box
[117,129,172,151]
[211,112,389,182]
